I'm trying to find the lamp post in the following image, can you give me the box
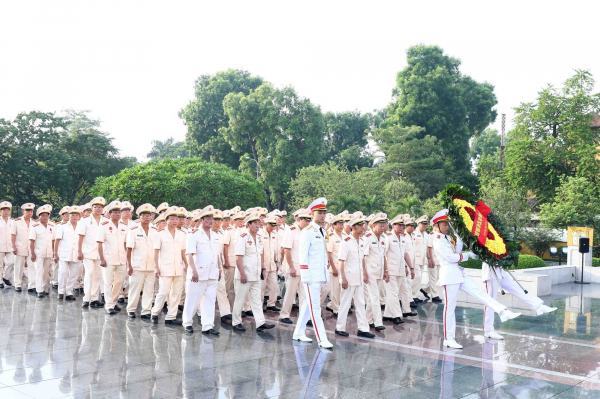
[245,156,271,180]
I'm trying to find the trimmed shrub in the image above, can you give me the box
[459,254,545,269]
[592,258,600,267]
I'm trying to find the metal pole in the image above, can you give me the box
[500,114,506,170]
[489,265,505,295]
[505,269,528,294]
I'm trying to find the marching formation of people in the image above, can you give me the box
[0,197,557,350]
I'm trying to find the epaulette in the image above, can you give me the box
[290,226,296,231]
[366,233,372,237]
[48,221,55,226]
[150,224,157,229]
[33,222,39,227]
[130,226,138,230]
[344,236,351,241]
[14,217,21,221]
[119,220,126,224]
[386,232,392,236]
[192,228,198,234]
[304,225,311,230]
[82,215,89,219]
[157,227,165,232]
[101,221,109,225]
[240,233,247,238]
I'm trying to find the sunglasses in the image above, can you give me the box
[269,223,277,227]
[300,217,312,222]
[353,222,365,227]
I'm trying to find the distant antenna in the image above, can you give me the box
[500,114,506,170]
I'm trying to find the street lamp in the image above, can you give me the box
[245,156,271,180]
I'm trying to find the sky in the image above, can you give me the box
[1,1,599,161]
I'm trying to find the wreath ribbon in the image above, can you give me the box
[471,200,491,247]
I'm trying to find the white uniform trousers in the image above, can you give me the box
[483,270,543,332]
[224,263,235,296]
[101,262,127,311]
[378,280,386,305]
[0,252,14,283]
[294,282,330,345]
[118,278,129,299]
[442,274,507,340]
[51,260,59,286]
[14,254,33,289]
[426,265,441,298]
[183,279,218,330]
[364,279,384,327]
[75,261,84,289]
[280,274,306,319]
[127,270,155,315]
[383,276,408,318]
[336,285,369,333]
[151,276,184,320]
[58,261,79,295]
[401,274,412,311]
[327,270,340,313]
[261,270,278,307]
[216,276,232,316]
[83,259,102,302]
[232,279,266,327]
[35,257,52,293]
[411,264,423,298]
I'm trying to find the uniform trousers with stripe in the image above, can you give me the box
[336,284,369,333]
[232,279,265,327]
[442,274,506,340]
[0,252,14,283]
[215,274,231,316]
[58,261,79,295]
[127,270,155,315]
[384,275,410,318]
[102,262,127,311]
[326,270,341,313]
[364,278,384,327]
[83,259,102,302]
[426,265,441,298]
[411,263,423,298]
[183,279,217,330]
[151,276,184,320]
[14,254,33,289]
[293,282,330,344]
[261,270,278,307]
[280,273,306,319]
[35,257,52,293]
[483,269,543,332]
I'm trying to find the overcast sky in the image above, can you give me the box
[1,1,598,161]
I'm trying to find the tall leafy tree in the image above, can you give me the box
[179,69,264,169]
[469,128,501,169]
[505,70,600,203]
[323,111,371,167]
[387,45,497,188]
[147,138,188,160]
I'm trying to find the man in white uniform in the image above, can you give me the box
[118,200,135,304]
[325,213,344,316]
[262,216,281,312]
[292,198,334,349]
[426,222,443,303]
[0,201,14,288]
[51,206,70,289]
[53,206,81,300]
[11,203,35,292]
[431,209,521,349]
[29,204,55,298]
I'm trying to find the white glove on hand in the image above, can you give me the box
[467,252,478,260]
[456,236,463,247]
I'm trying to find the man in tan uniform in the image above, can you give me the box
[404,216,419,308]
[118,200,136,304]
[362,212,389,331]
[51,206,70,289]
[0,201,14,289]
[210,209,232,323]
[223,211,245,297]
[325,213,344,316]
[53,206,81,300]
[261,215,280,312]
[426,222,443,303]
[29,204,55,298]
[11,203,35,292]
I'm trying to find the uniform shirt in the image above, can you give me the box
[414,229,428,267]
[29,221,55,258]
[276,225,287,258]
[404,232,416,269]
[363,231,387,279]
[432,234,466,286]
[11,218,31,256]
[281,223,301,273]
[153,228,186,277]
[214,228,225,268]
[126,224,157,272]
[96,220,128,265]
[327,231,344,270]
[223,227,238,264]
[0,217,13,252]
[385,232,407,276]
[235,232,263,281]
[427,232,440,266]
[76,215,109,260]
[299,222,328,283]
[337,235,365,287]
[55,222,79,262]
[261,228,278,272]
[186,228,220,280]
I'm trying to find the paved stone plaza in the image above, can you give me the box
[1,283,600,398]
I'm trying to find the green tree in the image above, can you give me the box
[361,194,385,215]
[221,84,326,210]
[421,193,445,221]
[521,228,559,258]
[539,176,600,231]
[92,159,265,211]
[328,194,361,214]
[505,70,600,203]
[469,128,501,169]
[147,138,189,160]
[374,125,445,199]
[388,196,422,218]
[324,111,372,167]
[179,69,265,169]
[387,45,497,188]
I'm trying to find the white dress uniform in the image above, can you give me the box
[293,220,331,346]
[261,226,279,308]
[118,217,137,300]
[326,230,344,314]
[232,230,266,327]
[125,224,157,316]
[383,231,412,318]
[336,235,370,333]
[29,220,55,293]
[213,227,232,318]
[426,232,442,299]
[76,213,109,303]
[55,221,80,296]
[11,216,34,289]
[0,215,14,284]
[363,231,386,328]
[279,223,306,319]
[97,219,129,312]
[184,227,220,330]
[222,225,238,296]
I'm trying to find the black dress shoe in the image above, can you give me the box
[432,296,443,303]
[420,289,430,299]
[37,293,44,298]
[393,317,404,325]
[185,326,193,333]
[348,308,353,314]
[15,287,22,292]
[335,330,349,337]
[28,288,36,293]
[4,278,12,286]
[245,310,254,317]
[65,295,76,301]
[277,296,282,301]
[369,323,375,329]
[256,323,275,332]
[165,319,183,325]
[403,312,418,317]
[58,294,64,300]
[383,317,393,322]
[90,301,101,308]
[114,305,121,311]
[140,314,151,319]
[292,304,299,311]
[410,302,417,308]
[82,301,90,308]
[375,326,386,331]
[151,316,158,323]
[266,306,281,312]
[414,298,423,303]
[326,306,334,313]
[118,298,125,304]
[128,312,136,318]
[233,324,246,332]
[279,318,293,324]
[306,320,313,327]
[241,311,247,317]
[332,313,338,318]
[221,314,232,323]
[203,329,220,335]
[178,305,184,311]
[380,304,385,310]
[52,284,58,290]
[357,331,375,338]
[107,308,117,315]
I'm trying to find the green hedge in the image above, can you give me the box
[459,254,545,270]
[592,258,600,267]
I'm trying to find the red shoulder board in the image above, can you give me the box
[119,220,126,224]
[101,221,109,225]
[344,237,351,241]
[437,234,440,239]
[240,233,247,238]
[192,228,198,233]
[130,226,138,230]
[366,233,372,237]
[157,227,165,232]
[386,232,392,236]
[290,226,296,230]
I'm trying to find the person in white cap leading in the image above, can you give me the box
[292,197,334,349]
[29,204,55,298]
[431,209,521,349]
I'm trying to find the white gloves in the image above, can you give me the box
[466,252,478,260]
